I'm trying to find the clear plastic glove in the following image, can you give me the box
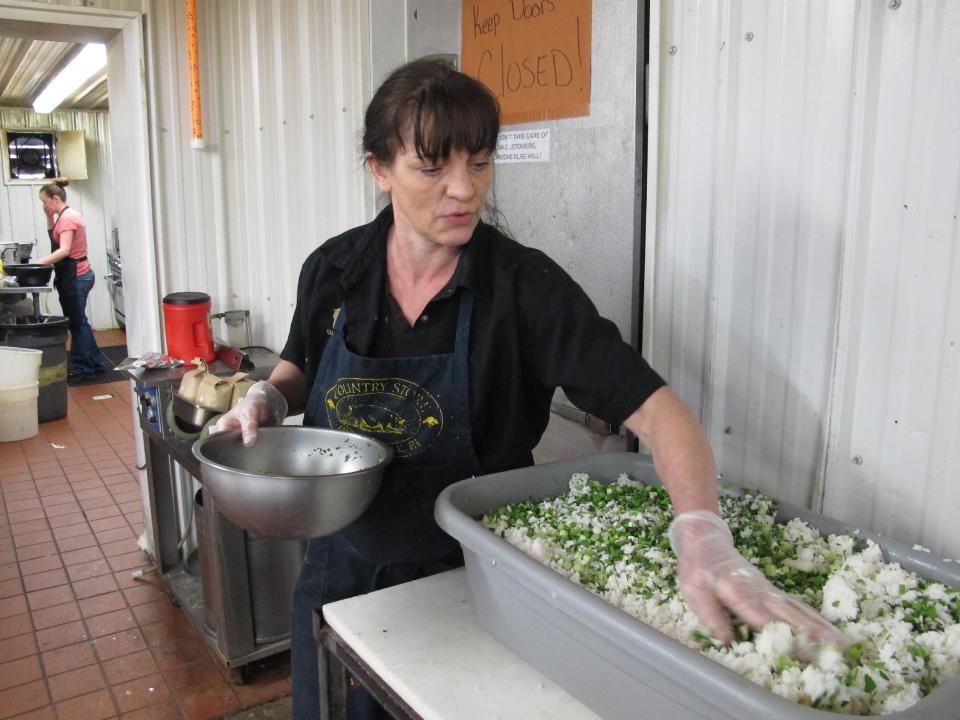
[213,380,288,447]
[669,510,847,648]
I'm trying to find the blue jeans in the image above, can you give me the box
[69,271,108,375]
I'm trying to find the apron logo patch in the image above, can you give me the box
[325,377,443,458]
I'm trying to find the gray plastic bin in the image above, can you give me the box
[435,452,960,719]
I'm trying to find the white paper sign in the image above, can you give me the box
[494,129,551,164]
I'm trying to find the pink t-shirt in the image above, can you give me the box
[53,208,90,276]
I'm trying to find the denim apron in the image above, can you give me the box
[290,291,484,720]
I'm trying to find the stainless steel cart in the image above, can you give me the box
[125,349,304,682]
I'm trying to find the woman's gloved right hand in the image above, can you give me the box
[214,380,288,446]
[669,510,847,648]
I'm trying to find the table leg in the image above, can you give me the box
[317,612,348,720]
[32,293,41,318]
[317,614,421,720]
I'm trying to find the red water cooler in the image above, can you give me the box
[163,292,216,362]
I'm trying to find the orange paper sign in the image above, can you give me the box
[461,0,592,126]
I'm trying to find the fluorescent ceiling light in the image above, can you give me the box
[33,43,106,114]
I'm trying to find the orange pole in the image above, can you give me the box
[186,0,204,148]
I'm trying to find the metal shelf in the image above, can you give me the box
[163,564,290,670]
[0,285,51,317]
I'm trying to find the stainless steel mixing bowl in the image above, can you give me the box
[192,426,393,539]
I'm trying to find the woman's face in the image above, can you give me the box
[369,141,494,249]
[39,191,60,214]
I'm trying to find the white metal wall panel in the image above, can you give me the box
[144,0,371,355]
[651,0,858,509]
[651,0,960,556]
[646,0,724,413]
[821,0,960,556]
[0,105,116,328]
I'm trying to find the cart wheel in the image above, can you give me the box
[230,665,251,685]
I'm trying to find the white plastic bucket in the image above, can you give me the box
[0,382,39,442]
[0,347,43,387]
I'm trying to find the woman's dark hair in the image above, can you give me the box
[363,59,500,164]
[39,178,69,201]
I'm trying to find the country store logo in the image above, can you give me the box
[325,377,443,458]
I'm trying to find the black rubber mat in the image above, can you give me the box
[67,344,129,386]
[99,344,128,367]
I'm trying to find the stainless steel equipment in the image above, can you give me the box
[246,533,306,643]
[0,242,18,265]
[193,427,392,540]
[0,242,31,265]
[104,250,124,328]
[131,367,184,440]
[168,391,221,432]
[195,485,305,644]
[210,309,252,349]
[126,348,303,681]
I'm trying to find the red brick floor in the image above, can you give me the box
[0,346,291,720]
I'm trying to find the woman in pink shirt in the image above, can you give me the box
[37,179,109,380]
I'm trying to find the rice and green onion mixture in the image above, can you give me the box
[482,473,960,715]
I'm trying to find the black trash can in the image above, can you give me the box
[0,315,69,422]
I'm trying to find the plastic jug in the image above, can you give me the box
[163,292,216,362]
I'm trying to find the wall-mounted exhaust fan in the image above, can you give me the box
[6,131,57,180]
[0,129,88,185]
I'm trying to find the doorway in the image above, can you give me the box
[0,0,161,356]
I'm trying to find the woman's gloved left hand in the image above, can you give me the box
[669,510,848,647]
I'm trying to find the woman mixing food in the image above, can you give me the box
[218,59,844,719]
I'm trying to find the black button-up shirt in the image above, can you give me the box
[281,206,665,473]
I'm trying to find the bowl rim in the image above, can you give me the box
[192,425,394,481]
[2,263,54,276]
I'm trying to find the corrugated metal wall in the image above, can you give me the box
[0,105,115,328]
[144,0,371,354]
[820,0,960,557]
[649,0,960,556]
